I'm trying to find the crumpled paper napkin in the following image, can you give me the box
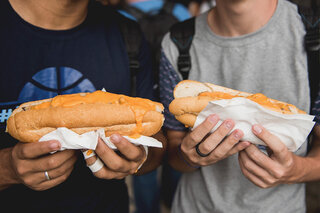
[192,98,315,152]
[39,127,163,151]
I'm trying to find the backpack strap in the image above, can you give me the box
[161,1,176,15]
[296,0,320,110]
[123,5,146,21]
[116,14,143,97]
[169,17,195,80]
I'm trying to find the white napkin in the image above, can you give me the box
[193,97,315,152]
[39,127,163,151]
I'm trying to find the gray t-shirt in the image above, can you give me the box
[161,0,310,212]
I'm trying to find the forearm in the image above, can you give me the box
[0,148,19,191]
[135,131,167,175]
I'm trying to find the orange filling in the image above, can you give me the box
[199,92,301,114]
[33,90,158,138]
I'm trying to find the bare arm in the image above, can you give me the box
[0,147,19,190]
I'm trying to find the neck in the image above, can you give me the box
[208,0,278,37]
[9,0,90,30]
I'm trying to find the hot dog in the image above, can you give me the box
[169,80,305,128]
[6,90,164,143]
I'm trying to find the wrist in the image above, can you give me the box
[287,155,309,184]
[0,148,20,189]
[178,144,200,170]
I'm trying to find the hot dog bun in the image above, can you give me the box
[169,80,305,127]
[6,90,164,143]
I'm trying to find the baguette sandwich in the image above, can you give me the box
[6,90,164,143]
[169,80,305,128]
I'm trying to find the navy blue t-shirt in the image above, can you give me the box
[0,1,154,212]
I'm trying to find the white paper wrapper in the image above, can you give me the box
[39,127,163,151]
[193,98,315,152]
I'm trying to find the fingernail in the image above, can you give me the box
[234,131,241,139]
[225,120,233,129]
[50,141,60,150]
[110,134,120,143]
[253,125,262,134]
[208,114,218,124]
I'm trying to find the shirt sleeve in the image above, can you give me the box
[312,89,320,125]
[159,49,188,131]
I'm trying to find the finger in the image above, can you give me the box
[39,153,77,183]
[199,122,237,156]
[26,149,77,172]
[93,165,129,180]
[110,134,145,162]
[16,140,61,159]
[226,140,251,157]
[94,138,133,173]
[239,150,273,180]
[184,114,220,149]
[32,168,74,191]
[252,124,289,162]
[238,153,269,188]
[244,145,283,178]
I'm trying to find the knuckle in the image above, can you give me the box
[277,146,287,155]
[115,175,125,180]
[23,177,35,186]
[188,133,198,143]
[273,169,284,179]
[188,156,198,165]
[180,145,188,154]
[203,121,214,131]
[250,150,261,160]
[16,164,27,176]
[200,143,212,154]
[19,147,29,158]
[198,160,207,167]
[212,150,224,159]
[47,158,58,169]
[260,184,269,189]
[243,161,251,170]
[215,129,228,141]
[111,162,124,171]
[60,174,69,182]
[129,169,136,175]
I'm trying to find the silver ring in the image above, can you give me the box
[44,171,51,181]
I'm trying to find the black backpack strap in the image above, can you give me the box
[161,1,176,14]
[296,0,320,110]
[169,17,195,80]
[123,5,146,21]
[116,14,143,97]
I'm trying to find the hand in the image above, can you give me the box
[179,114,249,167]
[85,134,147,179]
[238,124,303,188]
[10,140,78,191]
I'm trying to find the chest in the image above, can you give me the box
[0,27,131,101]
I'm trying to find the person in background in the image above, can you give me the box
[0,0,166,212]
[159,0,320,212]
[119,0,190,212]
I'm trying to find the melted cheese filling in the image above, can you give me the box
[199,92,301,114]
